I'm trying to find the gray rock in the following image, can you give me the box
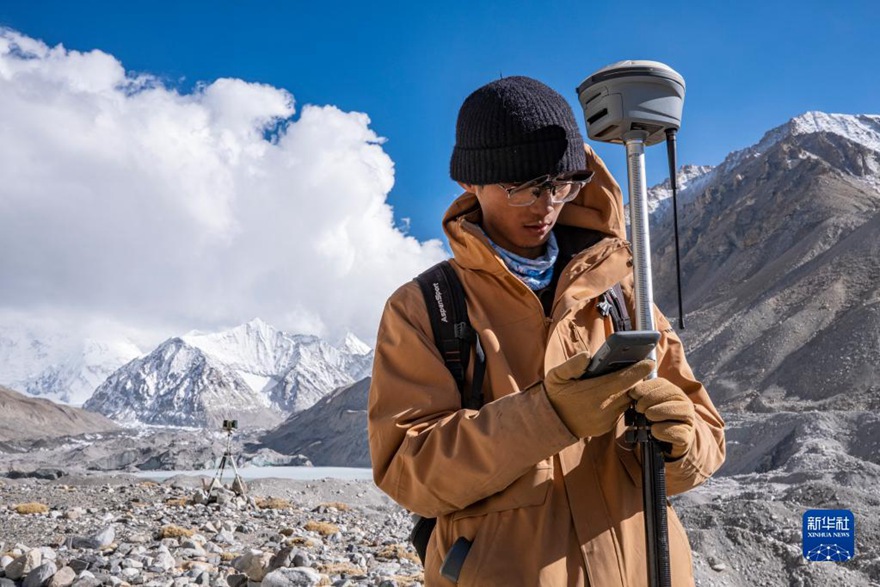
[185,562,213,576]
[64,536,99,550]
[48,566,77,587]
[38,548,56,562]
[71,577,102,587]
[91,526,115,549]
[90,573,112,586]
[230,477,247,496]
[268,547,295,571]
[211,488,235,506]
[292,552,310,568]
[23,561,57,587]
[5,548,42,580]
[179,543,206,557]
[225,574,247,587]
[180,537,203,550]
[153,549,176,572]
[6,468,65,480]
[67,559,89,574]
[0,554,14,569]
[129,532,151,544]
[232,550,272,582]
[0,580,16,587]
[213,530,237,544]
[372,563,401,576]
[261,568,322,587]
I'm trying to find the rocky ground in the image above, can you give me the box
[4,416,880,586]
[1,473,419,587]
[676,476,879,587]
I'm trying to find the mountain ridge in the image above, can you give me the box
[645,111,880,411]
[0,384,120,441]
[84,321,374,428]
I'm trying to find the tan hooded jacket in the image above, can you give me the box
[368,145,726,586]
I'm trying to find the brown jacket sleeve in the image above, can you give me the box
[651,308,726,495]
[368,281,578,518]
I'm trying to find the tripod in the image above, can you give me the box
[210,425,246,496]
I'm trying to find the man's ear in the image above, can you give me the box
[456,181,478,194]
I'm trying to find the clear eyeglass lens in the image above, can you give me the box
[507,180,582,206]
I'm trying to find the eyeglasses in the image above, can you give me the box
[497,170,594,207]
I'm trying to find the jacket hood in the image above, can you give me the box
[442,144,627,271]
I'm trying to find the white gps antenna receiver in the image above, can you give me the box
[577,60,686,331]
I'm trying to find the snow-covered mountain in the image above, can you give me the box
[84,319,374,428]
[645,111,880,410]
[646,164,715,214]
[0,322,142,406]
[636,113,880,229]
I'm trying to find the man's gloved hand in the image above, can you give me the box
[544,353,654,439]
[628,377,696,459]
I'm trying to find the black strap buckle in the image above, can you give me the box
[453,322,474,341]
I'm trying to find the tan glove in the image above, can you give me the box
[628,377,696,459]
[545,353,654,439]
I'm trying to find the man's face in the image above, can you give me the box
[458,181,565,259]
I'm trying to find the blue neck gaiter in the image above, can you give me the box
[480,228,559,290]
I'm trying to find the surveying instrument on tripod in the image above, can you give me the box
[577,60,686,587]
[209,418,247,496]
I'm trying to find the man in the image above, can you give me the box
[368,76,725,586]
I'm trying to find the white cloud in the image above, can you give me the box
[0,28,447,348]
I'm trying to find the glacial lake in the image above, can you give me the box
[132,466,373,482]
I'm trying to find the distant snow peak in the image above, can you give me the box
[751,112,880,160]
[790,112,880,149]
[625,164,717,226]
[0,326,142,406]
[647,164,715,211]
[88,318,374,428]
[340,332,372,356]
[240,317,275,337]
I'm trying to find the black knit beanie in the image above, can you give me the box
[450,76,586,185]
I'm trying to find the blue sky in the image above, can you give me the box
[3,0,878,245]
[1,1,879,347]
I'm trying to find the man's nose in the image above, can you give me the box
[530,189,556,210]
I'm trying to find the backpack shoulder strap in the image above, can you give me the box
[598,283,633,333]
[610,282,632,331]
[415,261,485,409]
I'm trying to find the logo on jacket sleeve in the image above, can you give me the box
[802,509,855,562]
